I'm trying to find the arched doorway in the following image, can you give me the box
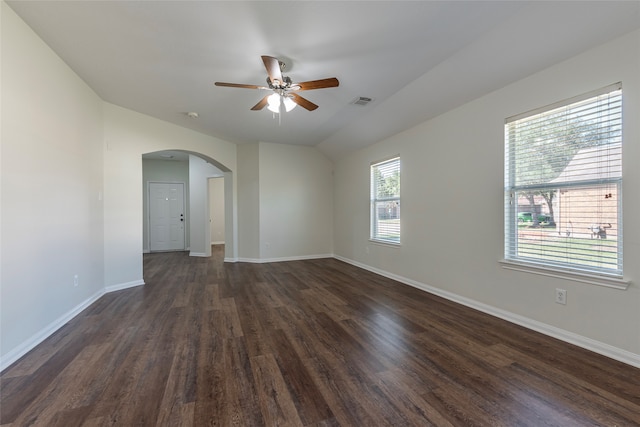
[142,149,235,261]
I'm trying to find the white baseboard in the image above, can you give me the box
[237,253,333,264]
[235,257,262,263]
[189,252,208,257]
[0,288,104,372]
[211,241,225,245]
[5,256,637,373]
[105,279,145,293]
[334,255,640,369]
[1,279,145,372]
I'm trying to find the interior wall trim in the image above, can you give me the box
[189,252,208,258]
[236,254,333,264]
[334,255,640,369]
[5,255,637,373]
[104,279,145,293]
[1,279,145,373]
[0,289,105,372]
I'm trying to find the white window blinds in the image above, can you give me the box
[371,157,400,244]
[504,83,622,277]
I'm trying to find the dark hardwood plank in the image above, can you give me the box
[2,245,639,426]
[267,328,335,425]
[250,353,304,426]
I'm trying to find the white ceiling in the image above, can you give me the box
[7,1,640,159]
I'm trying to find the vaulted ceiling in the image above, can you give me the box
[7,1,640,159]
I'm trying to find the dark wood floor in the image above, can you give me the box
[2,246,639,426]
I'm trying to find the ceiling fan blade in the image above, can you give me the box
[251,95,270,111]
[215,82,268,90]
[261,55,284,85]
[294,77,340,91]
[291,93,318,111]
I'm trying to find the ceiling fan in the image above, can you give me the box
[215,56,339,113]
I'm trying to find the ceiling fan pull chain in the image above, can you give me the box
[271,110,282,126]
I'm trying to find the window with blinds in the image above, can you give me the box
[371,157,400,244]
[505,83,622,277]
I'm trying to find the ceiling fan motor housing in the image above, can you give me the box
[267,75,293,90]
[215,55,338,112]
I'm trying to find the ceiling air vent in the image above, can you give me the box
[351,96,373,106]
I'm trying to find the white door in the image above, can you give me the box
[149,182,185,251]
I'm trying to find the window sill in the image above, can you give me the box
[499,260,630,290]
[368,239,401,248]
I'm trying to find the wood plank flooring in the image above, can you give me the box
[2,246,639,426]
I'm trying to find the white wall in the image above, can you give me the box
[142,159,190,252]
[103,104,238,287]
[188,155,223,257]
[1,3,104,365]
[237,143,260,260]
[236,142,334,261]
[1,4,240,367]
[209,178,225,244]
[2,0,334,368]
[3,0,637,371]
[333,30,640,365]
[259,142,333,260]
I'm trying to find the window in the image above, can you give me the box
[371,156,400,244]
[504,83,622,278]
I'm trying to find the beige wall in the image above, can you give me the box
[237,142,334,261]
[1,2,240,366]
[333,30,640,363]
[209,178,225,244]
[258,142,333,260]
[1,2,104,365]
[103,103,238,286]
[3,0,638,370]
[237,143,260,259]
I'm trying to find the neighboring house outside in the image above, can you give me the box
[550,143,621,239]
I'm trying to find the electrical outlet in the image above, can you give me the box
[74,274,79,287]
[555,288,567,305]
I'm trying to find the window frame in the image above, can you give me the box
[502,83,629,288]
[370,156,401,245]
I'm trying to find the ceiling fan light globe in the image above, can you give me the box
[267,103,280,113]
[283,96,297,112]
[267,93,281,113]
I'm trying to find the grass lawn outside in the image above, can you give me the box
[517,225,618,270]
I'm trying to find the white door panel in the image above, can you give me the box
[149,182,185,251]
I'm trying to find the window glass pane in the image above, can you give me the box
[374,200,400,242]
[510,183,619,273]
[371,157,400,243]
[505,85,622,276]
[507,92,622,187]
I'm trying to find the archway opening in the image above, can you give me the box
[142,149,235,261]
